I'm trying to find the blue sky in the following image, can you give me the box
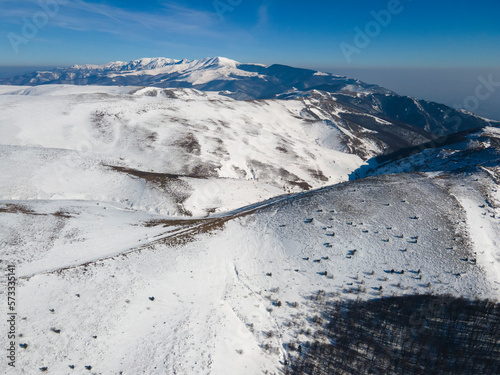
[0,0,498,68]
[0,0,499,119]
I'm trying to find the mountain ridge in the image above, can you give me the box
[2,56,498,137]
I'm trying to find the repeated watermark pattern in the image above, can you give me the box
[213,0,243,21]
[8,0,69,54]
[454,74,500,114]
[340,0,408,63]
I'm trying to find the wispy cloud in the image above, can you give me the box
[0,0,261,63]
[0,0,246,40]
[65,1,217,33]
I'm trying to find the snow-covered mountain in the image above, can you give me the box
[353,126,500,179]
[0,84,439,217]
[1,60,500,374]
[0,57,386,98]
[2,57,499,136]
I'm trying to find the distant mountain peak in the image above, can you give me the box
[1,57,498,137]
[69,57,182,72]
[68,56,240,73]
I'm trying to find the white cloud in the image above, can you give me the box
[0,0,242,39]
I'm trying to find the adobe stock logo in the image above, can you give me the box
[213,0,243,21]
[7,0,69,54]
[453,74,500,113]
[340,0,406,63]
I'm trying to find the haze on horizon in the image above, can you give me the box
[1,0,499,119]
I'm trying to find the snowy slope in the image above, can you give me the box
[1,84,427,217]
[0,144,285,217]
[0,85,362,182]
[2,172,498,374]
[353,126,500,178]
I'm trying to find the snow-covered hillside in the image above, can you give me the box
[0,75,499,374]
[352,126,500,178]
[2,171,499,374]
[1,84,436,216]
